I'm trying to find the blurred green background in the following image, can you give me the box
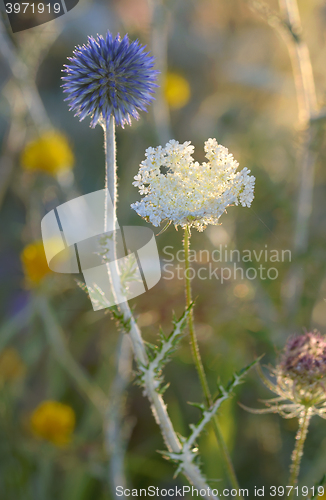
[1,0,326,498]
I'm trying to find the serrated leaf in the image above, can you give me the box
[108,306,132,332]
[225,355,263,392]
[145,341,159,352]
[136,305,193,392]
[158,382,170,395]
[187,401,206,412]
[184,357,261,455]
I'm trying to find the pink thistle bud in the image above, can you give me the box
[277,331,326,406]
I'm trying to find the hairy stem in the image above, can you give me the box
[103,117,132,495]
[289,408,311,499]
[104,117,117,234]
[183,227,210,397]
[103,122,219,499]
[183,227,242,497]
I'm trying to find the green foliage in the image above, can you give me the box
[137,304,193,394]
[2,0,326,496]
[161,358,260,477]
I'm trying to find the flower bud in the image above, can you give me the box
[277,331,326,406]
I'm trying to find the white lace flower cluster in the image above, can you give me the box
[131,139,255,231]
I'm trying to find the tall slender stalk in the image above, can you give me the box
[183,227,242,497]
[277,0,318,320]
[104,117,117,235]
[245,0,319,321]
[288,409,311,500]
[102,121,219,499]
[183,227,210,396]
[103,117,133,496]
[148,0,172,145]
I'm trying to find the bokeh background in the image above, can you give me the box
[1,0,326,498]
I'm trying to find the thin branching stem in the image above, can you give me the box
[183,227,242,498]
[276,0,317,318]
[245,0,319,320]
[288,408,311,499]
[277,0,318,320]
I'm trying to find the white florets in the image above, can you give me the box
[131,138,255,231]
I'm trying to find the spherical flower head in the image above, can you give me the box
[21,241,51,286]
[30,400,75,446]
[164,72,191,109]
[131,138,255,231]
[21,131,74,176]
[62,32,158,128]
[277,331,326,405]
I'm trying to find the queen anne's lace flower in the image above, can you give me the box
[131,138,255,231]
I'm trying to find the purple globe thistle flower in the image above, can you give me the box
[62,32,158,128]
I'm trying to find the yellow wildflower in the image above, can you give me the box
[21,131,74,175]
[164,72,191,109]
[30,400,76,446]
[21,241,51,286]
[0,348,26,382]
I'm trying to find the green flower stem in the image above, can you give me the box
[183,227,210,398]
[183,226,242,498]
[289,408,311,499]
